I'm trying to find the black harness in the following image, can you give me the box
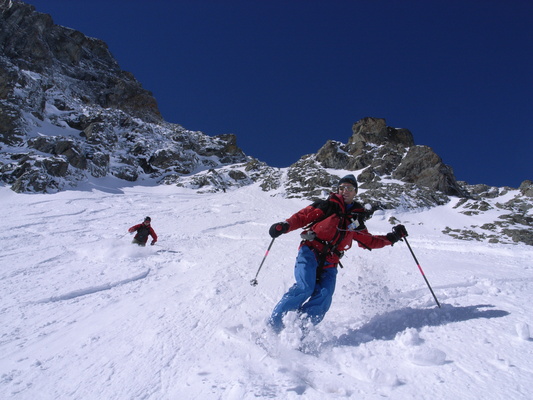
[135,225,151,242]
[302,196,373,273]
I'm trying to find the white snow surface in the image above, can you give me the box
[1,182,532,400]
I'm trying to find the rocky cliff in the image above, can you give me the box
[0,0,247,192]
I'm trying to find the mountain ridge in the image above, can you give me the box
[1,0,532,245]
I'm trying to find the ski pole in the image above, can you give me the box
[250,237,276,286]
[403,237,441,308]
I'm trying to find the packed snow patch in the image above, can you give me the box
[1,184,532,399]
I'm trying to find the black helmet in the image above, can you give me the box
[144,216,151,222]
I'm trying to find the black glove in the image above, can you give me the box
[269,222,290,238]
[386,224,408,244]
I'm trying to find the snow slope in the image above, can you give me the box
[1,182,532,399]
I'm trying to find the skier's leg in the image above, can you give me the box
[299,266,338,325]
[268,246,317,332]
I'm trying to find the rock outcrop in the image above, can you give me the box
[0,0,247,192]
[314,117,465,197]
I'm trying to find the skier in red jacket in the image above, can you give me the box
[128,216,158,246]
[268,174,407,333]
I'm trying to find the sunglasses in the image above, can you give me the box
[338,185,356,193]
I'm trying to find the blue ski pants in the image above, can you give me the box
[269,245,338,332]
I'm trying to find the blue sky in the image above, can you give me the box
[25,0,532,188]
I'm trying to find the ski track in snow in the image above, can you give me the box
[1,185,532,399]
[33,269,151,304]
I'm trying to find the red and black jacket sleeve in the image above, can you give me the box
[129,223,142,232]
[285,199,331,232]
[352,229,392,250]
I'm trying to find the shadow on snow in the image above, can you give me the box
[328,304,509,348]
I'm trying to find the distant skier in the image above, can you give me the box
[267,174,407,333]
[128,216,158,246]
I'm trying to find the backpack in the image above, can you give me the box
[304,194,375,267]
[135,225,151,242]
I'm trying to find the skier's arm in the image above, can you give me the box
[352,229,392,249]
[285,204,325,232]
[269,200,329,238]
[150,228,158,243]
[128,224,141,233]
[353,224,408,249]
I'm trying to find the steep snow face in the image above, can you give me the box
[1,182,532,399]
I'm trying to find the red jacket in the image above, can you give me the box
[285,193,392,266]
[128,223,158,244]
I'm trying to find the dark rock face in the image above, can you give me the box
[393,146,466,197]
[0,0,247,193]
[519,180,533,197]
[349,117,414,149]
[314,117,465,197]
[0,0,161,124]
